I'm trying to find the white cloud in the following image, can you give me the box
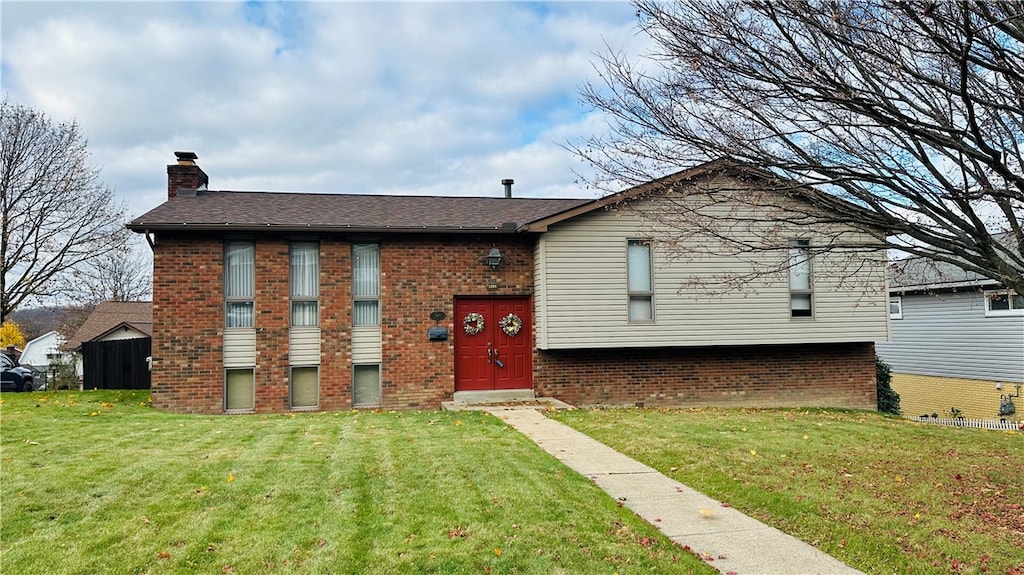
[2,1,644,221]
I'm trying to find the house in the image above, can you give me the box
[877,257,1023,421]
[20,330,69,370]
[126,152,888,414]
[65,301,153,390]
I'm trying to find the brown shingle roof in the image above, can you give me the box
[128,191,590,233]
[64,301,153,351]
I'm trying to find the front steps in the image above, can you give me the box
[442,389,574,411]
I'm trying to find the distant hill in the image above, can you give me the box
[6,306,95,342]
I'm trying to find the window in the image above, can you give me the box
[290,242,319,326]
[985,290,1024,316]
[353,243,380,326]
[353,364,381,407]
[789,239,813,317]
[224,368,255,411]
[225,242,255,327]
[889,297,903,320]
[627,239,654,321]
[290,366,318,409]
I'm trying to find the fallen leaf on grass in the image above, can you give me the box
[140,516,151,524]
[493,547,502,557]
[227,474,234,483]
[157,551,171,559]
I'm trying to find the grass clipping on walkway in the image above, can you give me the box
[550,407,1024,575]
[0,391,713,575]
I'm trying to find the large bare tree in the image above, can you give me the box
[576,0,1024,293]
[1,100,129,319]
[72,240,152,304]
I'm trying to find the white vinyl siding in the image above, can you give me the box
[533,192,888,350]
[223,329,256,368]
[289,326,320,365]
[351,326,382,363]
[878,290,1024,383]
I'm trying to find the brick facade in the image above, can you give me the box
[149,232,534,413]
[533,342,878,410]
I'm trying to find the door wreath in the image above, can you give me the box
[463,312,485,335]
[499,313,522,337]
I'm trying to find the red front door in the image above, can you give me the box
[454,297,532,391]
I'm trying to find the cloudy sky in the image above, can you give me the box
[3,1,650,222]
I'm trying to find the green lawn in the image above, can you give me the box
[1,391,711,575]
[549,407,1024,575]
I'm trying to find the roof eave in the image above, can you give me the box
[128,223,525,234]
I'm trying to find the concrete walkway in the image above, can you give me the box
[487,408,864,575]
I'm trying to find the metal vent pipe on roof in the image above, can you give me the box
[502,179,514,198]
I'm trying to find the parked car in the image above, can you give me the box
[1,353,35,392]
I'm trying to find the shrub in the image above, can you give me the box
[876,358,901,415]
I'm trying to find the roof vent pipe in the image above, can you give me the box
[501,178,514,198]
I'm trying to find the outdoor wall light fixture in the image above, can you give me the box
[486,247,503,269]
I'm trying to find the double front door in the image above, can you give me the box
[454,297,532,391]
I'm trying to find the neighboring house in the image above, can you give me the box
[126,152,888,414]
[877,257,1024,421]
[20,330,70,369]
[65,301,153,390]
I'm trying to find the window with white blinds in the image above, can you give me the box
[225,242,255,327]
[352,243,380,326]
[290,242,319,326]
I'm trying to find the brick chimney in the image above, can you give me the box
[167,151,209,198]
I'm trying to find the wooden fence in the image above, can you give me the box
[82,338,151,390]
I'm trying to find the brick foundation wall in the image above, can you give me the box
[533,342,878,410]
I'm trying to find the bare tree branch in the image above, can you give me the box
[71,241,152,304]
[1,99,129,319]
[573,0,1024,293]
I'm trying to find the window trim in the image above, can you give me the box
[788,238,813,318]
[289,365,320,410]
[984,289,1024,317]
[352,363,382,408]
[352,243,381,326]
[224,367,255,413]
[889,296,903,320]
[626,238,655,323]
[224,241,256,328]
[290,241,320,327]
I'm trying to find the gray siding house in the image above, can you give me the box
[877,258,1023,420]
